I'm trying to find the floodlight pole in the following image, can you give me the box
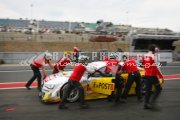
[30,4,33,20]
[69,21,71,33]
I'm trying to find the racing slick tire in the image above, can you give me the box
[60,83,80,103]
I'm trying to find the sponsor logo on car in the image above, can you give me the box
[90,80,115,95]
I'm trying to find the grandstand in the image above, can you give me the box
[0,19,28,28]
[0,18,79,32]
[73,23,97,33]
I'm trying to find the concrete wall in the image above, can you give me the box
[0,32,91,42]
[0,32,126,43]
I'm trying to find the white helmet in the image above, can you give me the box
[78,55,89,62]
[44,52,52,60]
[109,53,117,59]
[155,47,159,52]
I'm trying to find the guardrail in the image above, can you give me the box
[0,52,176,65]
[0,52,42,64]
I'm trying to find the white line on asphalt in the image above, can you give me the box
[164,74,180,76]
[164,78,180,80]
[161,66,180,68]
[0,86,36,90]
[0,81,26,84]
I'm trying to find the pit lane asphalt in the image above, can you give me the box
[0,66,180,82]
[0,66,180,120]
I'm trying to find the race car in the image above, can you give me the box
[39,61,163,103]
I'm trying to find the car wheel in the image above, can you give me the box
[60,84,80,103]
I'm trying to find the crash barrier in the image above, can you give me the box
[0,52,175,65]
[0,52,41,64]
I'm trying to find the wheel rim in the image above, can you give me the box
[67,88,79,102]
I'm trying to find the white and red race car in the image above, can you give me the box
[39,61,162,103]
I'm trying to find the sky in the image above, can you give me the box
[0,0,180,32]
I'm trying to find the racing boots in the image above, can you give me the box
[25,84,31,90]
[37,86,41,92]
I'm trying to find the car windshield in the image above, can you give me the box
[90,66,106,77]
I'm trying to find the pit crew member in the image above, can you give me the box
[25,52,53,91]
[59,55,92,109]
[73,46,80,63]
[105,53,124,104]
[121,55,142,102]
[142,44,164,109]
[53,53,71,74]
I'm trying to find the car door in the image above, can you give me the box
[86,66,115,95]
